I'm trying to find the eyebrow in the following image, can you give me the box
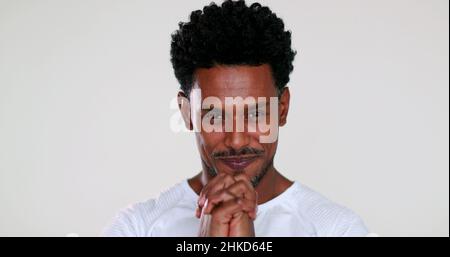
[201,101,271,112]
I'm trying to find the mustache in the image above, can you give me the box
[212,147,265,159]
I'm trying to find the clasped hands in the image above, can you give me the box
[196,173,258,237]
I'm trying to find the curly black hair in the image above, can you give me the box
[170,0,296,95]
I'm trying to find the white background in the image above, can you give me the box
[0,0,448,236]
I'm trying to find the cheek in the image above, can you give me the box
[263,142,278,159]
[246,132,277,162]
[248,125,279,144]
[251,131,277,156]
[197,132,226,155]
[244,132,261,149]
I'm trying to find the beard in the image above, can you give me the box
[249,157,273,187]
[202,156,274,188]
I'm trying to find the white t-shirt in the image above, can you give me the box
[103,180,369,237]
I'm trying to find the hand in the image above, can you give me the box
[198,197,252,236]
[197,173,257,237]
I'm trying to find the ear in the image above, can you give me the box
[177,91,193,130]
[278,87,290,127]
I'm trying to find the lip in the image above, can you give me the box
[217,155,259,171]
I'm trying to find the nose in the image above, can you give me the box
[224,131,251,152]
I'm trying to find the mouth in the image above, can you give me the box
[216,155,260,171]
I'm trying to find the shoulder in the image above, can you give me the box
[290,182,369,237]
[102,181,190,237]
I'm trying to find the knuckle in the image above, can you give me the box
[233,182,247,193]
[236,174,251,183]
[236,173,248,180]
[224,175,235,183]
[210,193,223,203]
[222,173,232,179]
[236,181,246,188]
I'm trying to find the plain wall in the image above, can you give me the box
[0,0,448,236]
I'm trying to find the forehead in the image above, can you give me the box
[193,64,277,99]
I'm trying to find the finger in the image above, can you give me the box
[225,180,257,201]
[234,173,258,209]
[199,174,235,209]
[200,176,255,216]
[203,188,239,215]
[234,174,255,193]
[198,173,225,207]
[237,198,258,220]
[228,175,258,219]
[210,199,244,224]
[196,206,202,218]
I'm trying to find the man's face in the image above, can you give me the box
[186,64,290,186]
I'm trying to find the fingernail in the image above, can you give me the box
[198,196,205,206]
[195,207,200,218]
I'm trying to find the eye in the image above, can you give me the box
[249,110,264,119]
[204,111,223,120]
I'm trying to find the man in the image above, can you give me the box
[103,0,369,237]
